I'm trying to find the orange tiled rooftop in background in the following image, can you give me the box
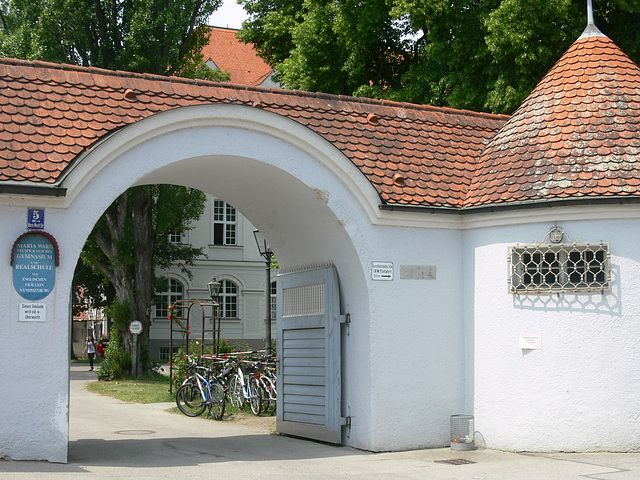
[202,27,273,86]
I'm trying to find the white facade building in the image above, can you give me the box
[150,195,276,359]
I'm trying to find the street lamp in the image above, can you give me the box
[253,229,274,352]
[207,277,222,301]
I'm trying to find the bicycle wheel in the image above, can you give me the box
[248,377,262,415]
[259,383,270,413]
[176,383,206,417]
[207,382,226,420]
[228,375,244,408]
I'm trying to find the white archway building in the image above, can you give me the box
[1,24,640,462]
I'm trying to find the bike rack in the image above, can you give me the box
[168,299,221,393]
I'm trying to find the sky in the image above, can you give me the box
[208,0,249,30]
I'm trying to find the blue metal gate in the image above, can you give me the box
[276,264,344,443]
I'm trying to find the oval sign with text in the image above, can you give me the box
[129,321,143,335]
[12,232,58,301]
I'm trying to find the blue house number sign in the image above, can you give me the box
[11,232,59,301]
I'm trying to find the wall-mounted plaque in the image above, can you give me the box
[11,232,59,301]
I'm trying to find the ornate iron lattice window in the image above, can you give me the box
[508,225,611,294]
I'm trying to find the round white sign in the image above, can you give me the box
[129,320,143,335]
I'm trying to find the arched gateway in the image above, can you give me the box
[3,19,640,461]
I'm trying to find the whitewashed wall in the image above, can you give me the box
[468,208,640,452]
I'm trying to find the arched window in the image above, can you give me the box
[155,278,184,318]
[219,280,238,318]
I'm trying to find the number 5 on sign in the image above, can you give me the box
[27,209,45,230]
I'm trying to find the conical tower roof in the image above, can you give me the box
[466,28,640,207]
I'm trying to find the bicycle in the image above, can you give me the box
[253,359,277,414]
[228,358,262,415]
[176,360,226,420]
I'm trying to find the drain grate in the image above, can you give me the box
[434,458,477,466]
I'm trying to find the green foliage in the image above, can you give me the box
[240,0,640,114]
[180,57,231,82]
[0,0,222,76]
[98,329,131,380]
[240,0,408,96]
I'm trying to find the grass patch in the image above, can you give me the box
[86,377,276,425]
[86,377,174,404]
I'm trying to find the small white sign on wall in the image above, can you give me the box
[519,332,542,350]
[372,262,393,281]
[19,303,46,322]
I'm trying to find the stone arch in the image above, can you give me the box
[43,103,374,459]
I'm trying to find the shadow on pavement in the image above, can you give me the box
[67,434,362,468]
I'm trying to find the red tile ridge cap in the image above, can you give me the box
[0,56,510,122]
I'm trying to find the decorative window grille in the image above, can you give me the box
[219,280,238,318]
[508,225,610,294]
[155,279,184,317]
[213,199,237,245]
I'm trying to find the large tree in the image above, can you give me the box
[0,0,223,375]
[239,0,640,114]
[0,0,227,78]
[81,186,206,375]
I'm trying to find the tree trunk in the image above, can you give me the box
[94,187,155,377]
[130,187,154,376]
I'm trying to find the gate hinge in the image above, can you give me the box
[339,313,351,324]
[341,416,352,427]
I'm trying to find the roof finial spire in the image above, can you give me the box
[579,0,606,39]
[587,0,594,25]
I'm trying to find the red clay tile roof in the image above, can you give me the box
[201,27,274,86]
[467,31,640,207]
[0,57,506,207]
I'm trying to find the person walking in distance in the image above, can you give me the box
[83,335,97,371]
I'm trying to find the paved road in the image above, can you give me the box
[1,365,639,479]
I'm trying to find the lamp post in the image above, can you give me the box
[207,278,222,354]
[207,278,222,301]
[253,229,274,352]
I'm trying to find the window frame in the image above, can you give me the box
[155,278,184,318]
[212,199,237,246]
[218,279,238,318]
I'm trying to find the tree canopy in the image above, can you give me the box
[238,0,640,114]
[0,0,230,80]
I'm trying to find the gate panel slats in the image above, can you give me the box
[283,339,325,349]
[281,348,325,358]
[281,394,325,406]
[282,328,325,340]
[282,375,326,386]
[283,412,325,425]
[282,366,325,376]
[282,357,325,367]
[283,402,325,416]
[282,384,325,396]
